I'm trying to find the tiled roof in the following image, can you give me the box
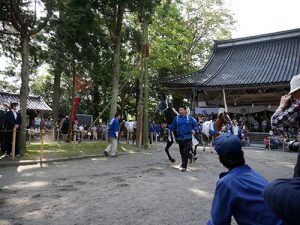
[162,28,300,90]
[0,91,52,111]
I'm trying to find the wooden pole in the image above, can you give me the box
[127,130,129,144]
[155,132,157,150]
[53,128,55,141]
[57,129,60,143]
[29,129,32,144]
[12,127,16,160]
[40,129,44,161]
[106,126,109,143]
[73,131,76,153]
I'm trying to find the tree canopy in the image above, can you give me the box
[0,0,235,123]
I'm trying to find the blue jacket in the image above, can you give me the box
[263,177,300,225]
[108,117,120,138]
[207,164,284,225]
[168,115,198,140]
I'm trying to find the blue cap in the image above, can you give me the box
[214,133,242,156]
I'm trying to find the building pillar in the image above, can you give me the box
[192,88,197,116]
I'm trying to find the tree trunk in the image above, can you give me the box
[136,14,146,148]
[109,3,124,120]
[67,58,76,143]
[92,85,100,119]
[120,86,126,115]
[52,66,61,123]
[19,34,30,154]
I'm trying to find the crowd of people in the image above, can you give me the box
[0,102,22,157]
[2,73,300,224]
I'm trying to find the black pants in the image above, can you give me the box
[0,129,6,152]
[294,151,300,177]
[178,139,193,169]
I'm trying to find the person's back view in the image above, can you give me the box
[207,133,284,225]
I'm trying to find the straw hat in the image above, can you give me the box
[289,74,300,94]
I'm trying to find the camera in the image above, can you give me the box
[286,141,300,152]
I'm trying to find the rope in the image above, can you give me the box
[86,79,130,132]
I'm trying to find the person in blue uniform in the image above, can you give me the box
[263,178,300,225]
[207,133,284,225]
[104,112,121,157]
[168,106,198,172]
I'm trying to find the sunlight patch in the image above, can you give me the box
[6,197,31,206]
[0,219,12,225]
[6,181,48,189]
[188,188,213,198]
[17,163,46,173]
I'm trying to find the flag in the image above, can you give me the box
[72,96,80,122]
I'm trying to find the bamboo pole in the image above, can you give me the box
[87,80,129,132]
[40,129,45,161]
[127,130,129,144]
[155,132,158,150]
[57,129,60,143]
[73,131,76,153]
[12,127,16,160]
[53,128,55,141]
[106,127,109,143]
[29,129,32,144]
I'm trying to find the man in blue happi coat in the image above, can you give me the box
[168,105,198,172]
[207,133,284,225]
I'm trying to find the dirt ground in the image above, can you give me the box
[0,143,296,225]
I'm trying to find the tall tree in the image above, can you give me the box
[98,0,125,120]
[149,0,235,107]
[0,0,53,152]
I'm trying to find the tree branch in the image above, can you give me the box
[0,30,20,36]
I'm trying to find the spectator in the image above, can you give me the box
[261,118,267,132]
[228,119,243,140]
[91,125,97,140]
[0,102,9,153]
[207,133,284,225]
[34,113,41,129]
[101,123,107,141]
[61,116,69,142]
[263,178,300,225]
[5,102,22,156]
[149,121,156,144]
[54,120,61,141]
[0,102,10,153]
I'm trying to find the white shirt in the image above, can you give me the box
[12,110,17,120]
[232,125,239,136]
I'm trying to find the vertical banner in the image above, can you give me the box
[72,96,80,122]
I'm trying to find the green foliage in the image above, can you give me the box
[0,79,18,93]
[23,141,140,160]
[1,0,235,121]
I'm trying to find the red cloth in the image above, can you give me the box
[72,97,80,122]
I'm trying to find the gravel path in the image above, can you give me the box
[0,143,296,225]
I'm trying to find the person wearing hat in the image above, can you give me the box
[207,133,284,225]
[271,73,300,176]
[0,102,10,153]
[264,74,300,224]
